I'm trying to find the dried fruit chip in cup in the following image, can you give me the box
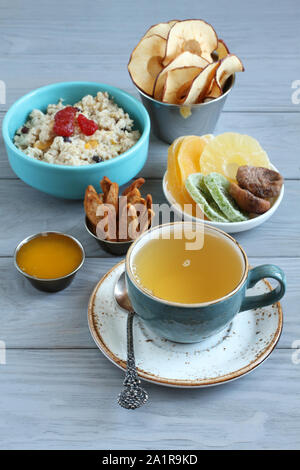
[128,19,244,104]
[162,66,202,104]
[214,39,230,60]
[215,54,244,89]
[205,79,222,100]
[128,34,166,96]
[143,20,178,40]
[153,51,209,100]
[163,19,218,65]
[204,173,248,222]
[200,132,271,183]
[185,173,229,222]
[182,62,220,105]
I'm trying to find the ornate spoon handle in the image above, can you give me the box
[123,312,139,385]
[117,311,149,409]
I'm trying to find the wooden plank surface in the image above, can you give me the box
[0,0,299,59]
[0,256,298,350]
[0,0,299,451]
[0,178,298,258]
[1,111,300,180]
[0,349,299,450]
[0,55,299,112]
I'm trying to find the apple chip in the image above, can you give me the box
[216,54,244,89]
[162,67,203,104]
[105,182,119,216]
[205,79,222,100]
[146,194,153,210]
[215,39,229,60]
[126,187,142,205]
[122,177,145,196]
[153,51,209,100]
[163,19,218,66]
[183,62,220,105]
[84,185,103,228]
[127,203,139,240]
[143,20,178,40]
[128,35,166,95]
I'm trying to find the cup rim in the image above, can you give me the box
[14,231,85,282]
[126,221,249,308]
[135,74,235,108]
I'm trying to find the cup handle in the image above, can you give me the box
[239,264,286,313]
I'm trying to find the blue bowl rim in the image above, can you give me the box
[2,81,151,171]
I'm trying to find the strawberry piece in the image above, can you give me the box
[53,106,77,137]
[77,114,98,136]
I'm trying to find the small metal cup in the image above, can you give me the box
[136,76,235,144]
[14,232,85,292]
[85,216,133,256]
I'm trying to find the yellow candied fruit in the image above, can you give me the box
[200,132,271,183]
[34,138,53,150]
[180,106,192,119]
[85,140,99,150]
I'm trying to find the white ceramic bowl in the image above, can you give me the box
[162,165,284,234]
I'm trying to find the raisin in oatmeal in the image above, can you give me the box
[14,92,140,166]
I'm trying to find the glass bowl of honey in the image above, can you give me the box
[14,231,85,292]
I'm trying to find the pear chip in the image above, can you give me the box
[162,66,203,104]
[143,20,178,40]
[153,51,208,100]
[128,34,166,96]
[163,19,218,65]
[128,19,244,104]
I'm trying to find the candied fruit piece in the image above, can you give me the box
[200,133,271,182]
[237,166,283,198]
[185,173,228,222]
[204,173,248,222]
[177,135,213,185]
[85,139,98,149]
[34,138,54,150]
[77,114,98,136]
[230,182,271,214]
[53,106,77,137]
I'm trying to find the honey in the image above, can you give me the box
[16,233,83,279]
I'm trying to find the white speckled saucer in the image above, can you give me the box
[88,261,283,388]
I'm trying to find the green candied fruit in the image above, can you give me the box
[204,173,249,222]
[185,173,229,222]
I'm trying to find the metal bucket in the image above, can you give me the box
[137,76,235,144]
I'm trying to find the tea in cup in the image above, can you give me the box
[125,222,286,343]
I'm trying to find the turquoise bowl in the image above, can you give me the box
[125,222,286,343]
[2,82,150,199]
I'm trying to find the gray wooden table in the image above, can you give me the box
[0,0,299,450]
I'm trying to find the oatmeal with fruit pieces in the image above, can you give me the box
[14,92,140,166]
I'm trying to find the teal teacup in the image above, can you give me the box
[125,222,286,343]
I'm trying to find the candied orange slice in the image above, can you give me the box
[166,135,213,211]
[200,132,271,183]
[166,136,185,200]
[177,134,213,185]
